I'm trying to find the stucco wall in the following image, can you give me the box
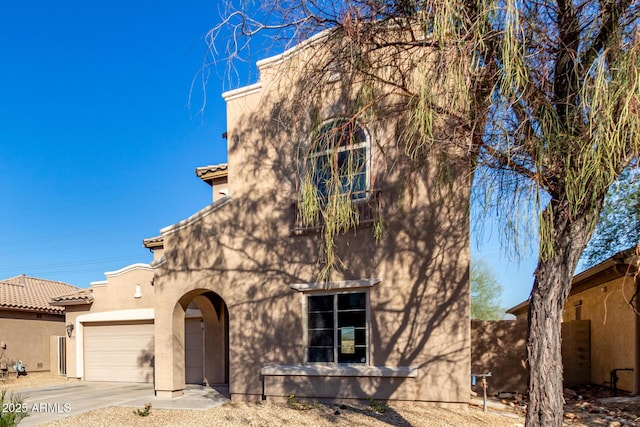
[471,320,527,395]
[0,310,64,373]
[88,264,155,312]
[153,38,472,404]
[154,192,470,403]
[64,305,86,378]
[563,275,637,392]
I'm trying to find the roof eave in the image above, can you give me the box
[506,300,530,316]
[50,298,94,307]
[0,305,65,315]
[143,236,164,250]
[572,247,637,286]
[506,247,638,315]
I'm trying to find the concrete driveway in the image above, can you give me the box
[17,382,229,426]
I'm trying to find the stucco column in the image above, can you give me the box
[154,303,186,398]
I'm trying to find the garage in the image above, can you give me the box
[83,320,154,383]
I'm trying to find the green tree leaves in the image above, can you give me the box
[471,260,504,320]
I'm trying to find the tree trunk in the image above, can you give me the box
[525,204,597,427]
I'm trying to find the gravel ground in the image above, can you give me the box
[2,373,526,426]
[5,373,639,426]
[0,371,68,392]
[36,401,525,427]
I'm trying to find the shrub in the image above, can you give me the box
[133,403,152,417]
[0,390,29,427]
[367,397,388,414]
[286,394,318,410]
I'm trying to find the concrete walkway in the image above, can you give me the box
[18,382,229,426]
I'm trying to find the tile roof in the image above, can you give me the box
[0,275,80,314]
[50,289,94,306]
[142,235,164,249]
[195,163,228,178]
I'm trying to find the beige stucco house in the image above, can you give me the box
[0,275,79,375]
[56,35,472,405]
[508,248,639,394]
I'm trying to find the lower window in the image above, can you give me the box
[307,292,368,363]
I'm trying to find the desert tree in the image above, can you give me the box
[204,0,640,425]
[471,259,505,320]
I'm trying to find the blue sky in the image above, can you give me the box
[0,1,537,310]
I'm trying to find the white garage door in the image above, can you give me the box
[84,321,154,383]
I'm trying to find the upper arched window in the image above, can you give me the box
[308,118,370,200]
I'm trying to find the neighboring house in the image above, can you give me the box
[508,248,639,393]
[0,275,79,374]
[55,36,472,406]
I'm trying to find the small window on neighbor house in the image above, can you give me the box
[575,302,582,320]
[307,291,368,364]
[308,119,370,200]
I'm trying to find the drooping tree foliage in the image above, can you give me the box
[580,159,639,268]
[205,0,640,425]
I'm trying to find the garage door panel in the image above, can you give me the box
[84,322,154,383]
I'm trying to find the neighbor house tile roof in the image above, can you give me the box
[0,275,80,314]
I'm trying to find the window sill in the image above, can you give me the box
[260,365,418,378]
[290,278,381,292]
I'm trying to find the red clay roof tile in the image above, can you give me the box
[0,275,80,314]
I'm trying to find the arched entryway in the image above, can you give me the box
[154,288,229,399]
[183,291,229,386]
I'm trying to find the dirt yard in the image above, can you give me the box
[5,373,640,426]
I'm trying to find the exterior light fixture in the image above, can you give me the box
[66,323,74,338]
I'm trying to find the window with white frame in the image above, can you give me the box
[309,119,370,200]
[307,291,368,364]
